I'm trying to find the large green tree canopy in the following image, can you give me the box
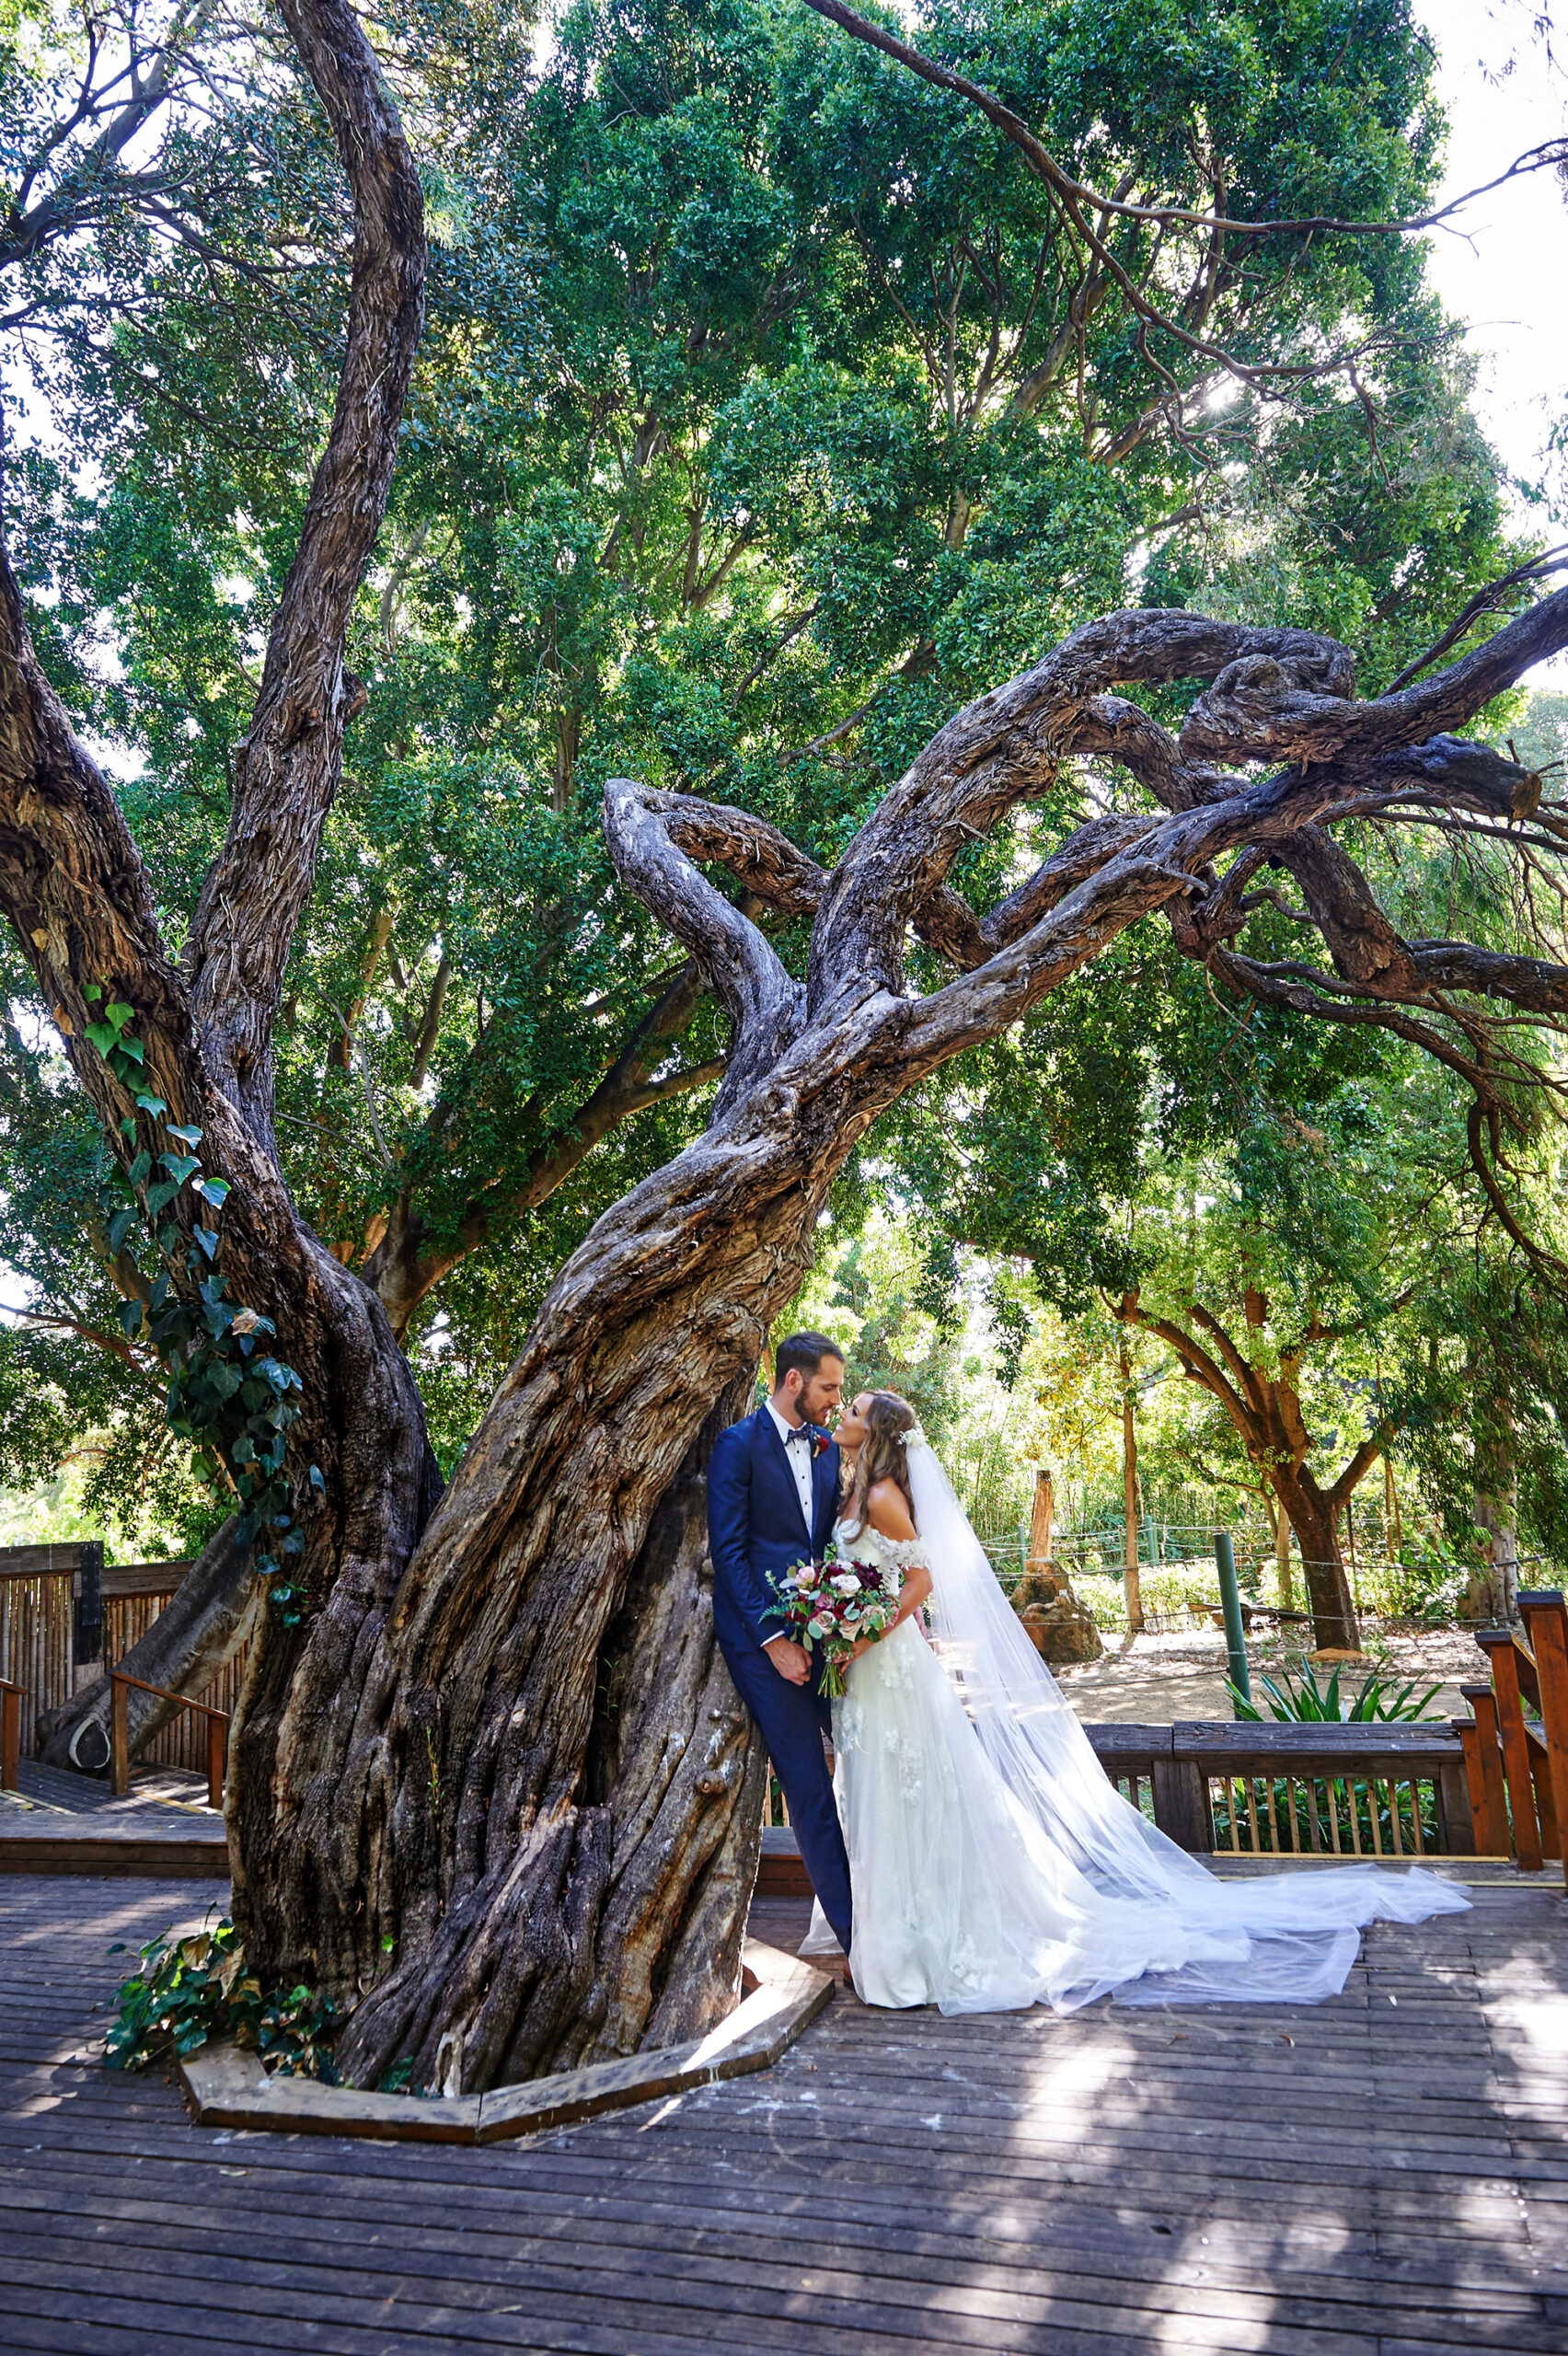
[2,0,1548,1543]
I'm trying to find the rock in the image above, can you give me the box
[1014,1562,1103,1667]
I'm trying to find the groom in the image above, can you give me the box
[707,1330,853,1954]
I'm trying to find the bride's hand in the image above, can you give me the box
[848,1634,875,1663]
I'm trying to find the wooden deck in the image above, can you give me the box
[3,1867,1565,2352]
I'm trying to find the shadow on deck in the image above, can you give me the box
[1,1858,1564,2352]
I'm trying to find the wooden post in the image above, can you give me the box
[0,1679,21,1792]
[1119,1335,1144,1633]
[73,1539,104,1691]
[1475,1632,1543,1870]
[206,1713,227,1812]
[1270,1489,1295,1612]
[1151,1756,1211,1853]
[1435,1754,1477,1855]
[1028,1469,1055,1570]
[1517,1591,1568,1870]
[1458,1686,1513,1856]
[1383,1450,1403,1562]
[110,1672,130,1797]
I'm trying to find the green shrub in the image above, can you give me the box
[1228,1660,1446,1723]
[105,1914,340,2081]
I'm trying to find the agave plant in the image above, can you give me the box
[1228,1659,1446,1723]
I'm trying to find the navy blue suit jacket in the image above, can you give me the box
[707,1407,840,1655]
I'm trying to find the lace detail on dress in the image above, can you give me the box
[835,1521,928,1575]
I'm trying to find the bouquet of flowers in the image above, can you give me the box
[767,1538,901,1698]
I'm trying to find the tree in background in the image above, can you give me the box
[5,0,1526,1510]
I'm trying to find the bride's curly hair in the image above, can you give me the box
[844,1391,919,1534]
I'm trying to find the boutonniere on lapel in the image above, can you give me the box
[808,1425,832,1459]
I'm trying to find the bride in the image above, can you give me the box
[801,1388,1470,2014]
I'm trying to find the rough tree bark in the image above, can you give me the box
[6,0,433,1773]
[6,4,1568,2093]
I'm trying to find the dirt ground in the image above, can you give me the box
[1052,1619,1484,1724]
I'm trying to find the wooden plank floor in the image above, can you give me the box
[2,1872,1565,2353]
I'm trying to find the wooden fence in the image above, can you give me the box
[0,1544,247,1778]
[0,1544,94,1755]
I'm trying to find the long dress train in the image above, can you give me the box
[801,1500,1470,2016]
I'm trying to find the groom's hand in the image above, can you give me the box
[763,1635,811,1685]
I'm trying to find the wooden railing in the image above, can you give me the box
[1459,1589,1568,1869]
[101,1560,250,1776]
[765,1723,1479,1857]
[0,1544,248,1781]
[1088,1721,1477,1857]
[110,1669,229,1809]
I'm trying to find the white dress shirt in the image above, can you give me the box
[765,1397,816,1535]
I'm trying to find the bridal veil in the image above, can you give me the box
[901,1435,1469,2007]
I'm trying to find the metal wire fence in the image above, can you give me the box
[972,1518,1558,1643]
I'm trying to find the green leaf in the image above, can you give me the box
[135,1092,168,1117]
[194,1176,230,1208]
[129,1150,152,1187]
[84,1022,117,1057]
[107,1207,137,1255]
[106,1001,133,1032]
[144,1179,179,1214]
[166,1124,202,1147]
[83,983,103,1002]
[193,1226,219,1260]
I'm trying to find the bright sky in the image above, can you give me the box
[1416,0,1568,683]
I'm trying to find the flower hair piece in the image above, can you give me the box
[897,1422,928,1449]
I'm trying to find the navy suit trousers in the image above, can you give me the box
[720,1633,852,1954]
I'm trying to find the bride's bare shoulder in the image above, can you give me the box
[863,1479,917,1542]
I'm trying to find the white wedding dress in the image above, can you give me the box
[801,1454,1470,2015]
